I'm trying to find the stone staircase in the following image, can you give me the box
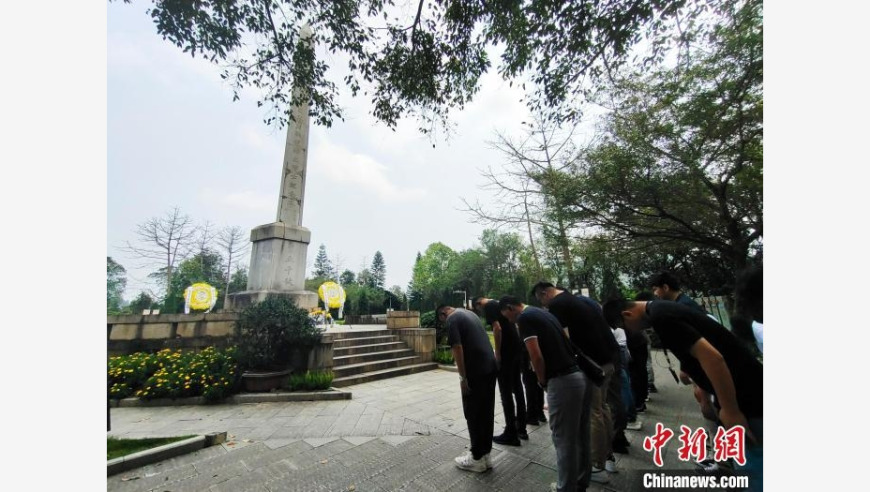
[330,328,438,387]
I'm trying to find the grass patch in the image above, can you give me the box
[434,346,454,365]
[107,435,196,460]
[288,370,334,391]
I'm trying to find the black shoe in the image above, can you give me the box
[648,384,659,393]
[517,429,529,440]
[635,403,647,413]
[493,433,521,446]
[539,415,547,424]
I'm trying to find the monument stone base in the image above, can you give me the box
[225,221,318,312]
[226,290,319,312]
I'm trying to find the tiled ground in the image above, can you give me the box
[109,351,712,491]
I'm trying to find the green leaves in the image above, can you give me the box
[127,0,727,132]
[234,295,322,370]
[107,257,127,314]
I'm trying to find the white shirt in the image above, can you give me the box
[752,321,763,354]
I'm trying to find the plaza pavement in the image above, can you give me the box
[108,350,709,491]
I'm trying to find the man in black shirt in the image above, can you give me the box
[500,296,592,492]
[440,305,498,473]
[649,271,705,312]
[602,298,763,489]
[473,296,528,445]
[532,281,618,484]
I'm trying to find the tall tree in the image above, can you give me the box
[407,252,424,311]
[564,0,762,278]
[339,269,356,286]
[463,115,584,289]
[312,244,334,279]
[123,206,198,298]
[389,285,407,310]
[357,268,374,288]
[411,243,459,309]
[478,229,529,297]
[165,250,226,313]
[129,291,155,314]
[216,226,250,308]
[227,267,249,295]
[107,257,127,314]
[370,251,386,289]
[119,0,718,132]
[195,220,216,272]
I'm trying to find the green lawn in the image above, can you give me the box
[107,435,196,460]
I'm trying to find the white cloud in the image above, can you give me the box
[198,188,276,214]
[239,123,278,151]
[311,138,428,203]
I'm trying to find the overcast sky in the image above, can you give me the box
[106,1,564,299]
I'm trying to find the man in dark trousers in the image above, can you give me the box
[602,298,763,491]
[532,281,618,485]
[523,344,547,426]
[500,296,591,492]
[473,296,528,445]
[439,304,498,473]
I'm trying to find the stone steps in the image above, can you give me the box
[334,341,407,356]
[334,356,422,378]
[333,348,416,366]
[329,328,391,339]
[333,335,399,348]
[331,363,440,387]
[329,328,437,387]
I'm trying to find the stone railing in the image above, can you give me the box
[343,314,387,324]
[107,313,333,372]
[385,311,435,363]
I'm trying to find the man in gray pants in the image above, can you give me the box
[501,296,592,492]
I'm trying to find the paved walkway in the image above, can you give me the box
[108,351,708,491]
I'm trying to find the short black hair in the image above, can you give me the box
[649,271,681,290]
[530,281,555,298]
[602,298,634,327]
[634,291,655,301]
[498,295,523,309]
[471,296,486,309]
[734,264,762,321]
[436,304,449,314]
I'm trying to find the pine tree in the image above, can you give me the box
[313,244,334,279]
[370,251,386,289]
[407,252,423,311]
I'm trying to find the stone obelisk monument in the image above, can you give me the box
[227,26,319,311]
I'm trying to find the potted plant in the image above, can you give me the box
[234,295,323,392]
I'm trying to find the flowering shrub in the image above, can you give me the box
[108,347,239,402]
[108,351,161,399]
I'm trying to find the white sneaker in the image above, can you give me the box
[454,452,487,472]
[591,466,610,483]
[605,457,618,473]
[626,420,643,431]
[484,453,493,469]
